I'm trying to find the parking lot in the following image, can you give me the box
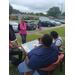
[15,24,65,37]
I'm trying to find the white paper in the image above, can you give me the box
[18,45,31,53]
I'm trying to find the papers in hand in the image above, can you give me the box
[18,45,31,53]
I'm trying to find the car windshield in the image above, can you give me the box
[39,17,50,21]
[9,21,18,26]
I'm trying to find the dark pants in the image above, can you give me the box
[9,50,22,63]
[20,34,27,43]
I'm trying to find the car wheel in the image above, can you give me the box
[34,28,36,30]
[48,25,50,27]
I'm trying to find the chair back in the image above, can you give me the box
[59,52,65,62]
[39,56,60,71]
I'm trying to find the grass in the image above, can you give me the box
[40,26,65,37]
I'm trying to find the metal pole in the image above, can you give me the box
[58,3,63,19]
[18,13,22,23]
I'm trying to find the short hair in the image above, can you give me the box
[41,34,52,47]
[21,18,24,20]
[38,38,41,41]
[50,31,58,39]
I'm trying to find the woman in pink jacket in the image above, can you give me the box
[18,19,27,43]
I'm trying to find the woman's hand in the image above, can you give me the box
[24,51,28,56]
[21,28,26,30]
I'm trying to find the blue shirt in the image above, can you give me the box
[28,43,59,75]
[38,21,42,26]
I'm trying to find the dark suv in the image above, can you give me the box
[41,21,56,27]
[24,21,37,30]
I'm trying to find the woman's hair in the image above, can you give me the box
[38,38,41,41]
[41,34,52,47]
[50,31,58,39]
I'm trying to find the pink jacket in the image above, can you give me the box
[19,22,27,34]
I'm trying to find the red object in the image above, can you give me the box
[39,26,42,29]
[24,56,60,75]
[9,40,12,53]
[9,40,11,45]
[30,23,32,25]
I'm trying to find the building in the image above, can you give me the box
[57,16,65,19]
[10,14,46,20]
[48,16,55,19]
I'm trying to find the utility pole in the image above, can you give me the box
[18,13,22,22]
[58,3,63,19]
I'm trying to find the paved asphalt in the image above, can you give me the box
[15,24,65,38]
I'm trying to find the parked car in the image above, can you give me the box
[59,20,65,24]
[50,20,61,26]
[24,21,37,30]
[9,21,19,32]
[41,21,56,27]
[53,19,65,24]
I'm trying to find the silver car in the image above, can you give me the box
[9,21,19,32]
[50,20,61,26]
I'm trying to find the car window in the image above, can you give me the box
[24,21,28,23]
[47,21,50,23]
[42,21,46,23]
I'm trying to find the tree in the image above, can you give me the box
[13,9,21,14]
[62,12,65,16]
[47,7,61,17]
[39,13,44,16]
[9,4,13,14]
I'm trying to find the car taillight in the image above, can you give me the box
[30,23,32,25]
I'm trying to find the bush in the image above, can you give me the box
[12,18,15,20]
[27,18,30,20]
[35,18,38,20]
[12,18,18,20]
[15,18,18,20]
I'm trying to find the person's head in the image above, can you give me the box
[39,20,41,22]
[50,31,58,39]
[40,34,52,47]
[38,38,41,44]
[21,19,24,24]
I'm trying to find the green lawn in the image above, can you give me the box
[40,26,65,37]
[9,19,39,23]
[10,34,65,75]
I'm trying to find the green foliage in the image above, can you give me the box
[62,12,65,16]
[47,7,61,17]
[12,18,18,20]
[9,4,13,14]
[13,9,21,14]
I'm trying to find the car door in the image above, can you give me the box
[42,21,46,26]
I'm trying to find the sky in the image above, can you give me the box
[9,0,65,14]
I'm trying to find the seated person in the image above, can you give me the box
[50,31,63,52]
[38,38,41,44]
[9,40,22,66]
[34,38,41,48]
[18,34,59,75]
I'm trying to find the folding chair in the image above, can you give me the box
[24,56,60,75]
[59,52,65,72]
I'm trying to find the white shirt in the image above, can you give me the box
[53,37,63,50]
